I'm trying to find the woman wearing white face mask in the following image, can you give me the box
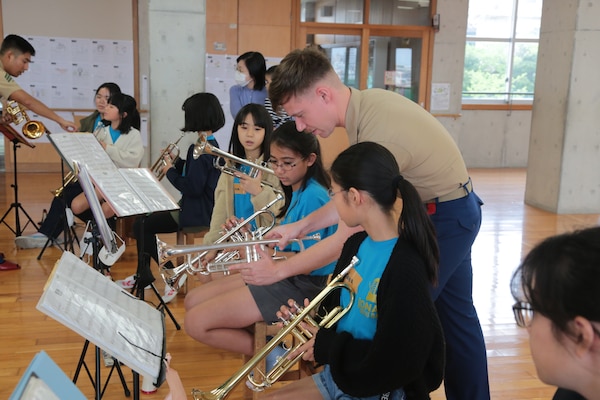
[229,51,267,118]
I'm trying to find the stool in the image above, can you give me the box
[243,321,317,399]
[175,226,209,293]
[176,225,209,246]
[116,215,137,245]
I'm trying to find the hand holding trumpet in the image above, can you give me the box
[160,151,175,176]
[276,298,318,362]
[234,169,263,196]
[227,244,284,285]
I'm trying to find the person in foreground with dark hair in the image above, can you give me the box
[511,226,600,400]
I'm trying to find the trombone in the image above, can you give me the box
[191,256,359,400]
[4,100,50,139]
[192,134,282,195]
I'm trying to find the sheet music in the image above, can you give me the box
[36,252,165,379]
[120,168,179,212]
[89,168,152,216]
[49,132,116,173]
[51,132,179,217]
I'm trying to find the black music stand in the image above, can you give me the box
[72,222,130,400]
[0,123,39,236]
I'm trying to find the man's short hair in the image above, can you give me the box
[269,48,333,110]
[0,34,35,56]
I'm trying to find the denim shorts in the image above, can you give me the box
[313,365,406,400]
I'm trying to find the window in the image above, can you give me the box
[296,0,435,107]
[462,0,542,106]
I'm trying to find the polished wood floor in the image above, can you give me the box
[1,169,599,400]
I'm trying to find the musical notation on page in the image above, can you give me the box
[36,251,165,379]
[48,132,179,217]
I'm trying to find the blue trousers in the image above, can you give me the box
[429,191,490,400]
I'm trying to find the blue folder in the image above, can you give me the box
[9,350,86,400]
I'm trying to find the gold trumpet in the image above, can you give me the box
[192,135,282,195]
[191,256,359,400]
[4,100,49,138]
[52,171,77,197]
[151,132,187,181]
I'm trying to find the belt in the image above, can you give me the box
[427,178,473,204]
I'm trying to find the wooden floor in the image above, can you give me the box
[1,169,599,400]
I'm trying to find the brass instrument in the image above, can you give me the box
[192,135,282,195]
[151,132,186,181]
[52,171,77,197]
[192,256,359,400]
[159,232,320,288]
[158,193,283,291]
[4,100,49,139]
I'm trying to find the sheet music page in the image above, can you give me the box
[119,168,179,212]
[49,133,116,173]
[88,168,151,216]
[36,252,164,379]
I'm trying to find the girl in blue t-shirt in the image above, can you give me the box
[267,142,445,400]
[183,121,336,358]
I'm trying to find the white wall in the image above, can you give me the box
[143,0,207,198]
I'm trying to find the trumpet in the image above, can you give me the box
[151,132,186,180]
[52,171,77,197]
[192,135,282,195]
[191,256,359,400]
[4,100,50,139]
[159,193,284,291]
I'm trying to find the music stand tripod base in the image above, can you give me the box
[0,132,39,237]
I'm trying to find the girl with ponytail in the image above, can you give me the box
[266,141,445,400]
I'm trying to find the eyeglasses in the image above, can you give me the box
[512,301,535,328]
[327,188,346,198]
[268,159,299,171]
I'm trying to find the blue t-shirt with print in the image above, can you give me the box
[337,236,398,340]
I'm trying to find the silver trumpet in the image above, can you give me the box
[192,134,282,195]
[159,193,284,291]
[158,230,320,291]
[191,256,359,400]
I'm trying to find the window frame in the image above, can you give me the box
[462,0,542,110]
[291,0,437,110]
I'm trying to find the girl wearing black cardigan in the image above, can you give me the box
[266,142,445,400]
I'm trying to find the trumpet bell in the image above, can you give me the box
[5,100,49,139]
[22,121,47,139]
